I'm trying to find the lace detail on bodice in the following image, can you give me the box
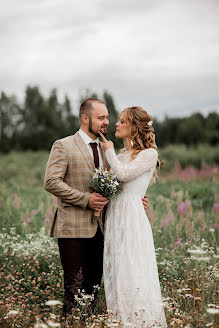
[105,148,158,197]
[105,148,158,182]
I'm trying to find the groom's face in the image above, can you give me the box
[88,103,109,137]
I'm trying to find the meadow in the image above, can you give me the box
[0,149,218,328]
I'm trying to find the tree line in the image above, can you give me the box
[0,85,218,152]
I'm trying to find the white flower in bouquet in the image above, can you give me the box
[89,168,122,199]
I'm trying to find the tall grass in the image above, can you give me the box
[159,144,219,170]
[0,149,218,327]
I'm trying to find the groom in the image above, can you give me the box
[44,98,109,316]
[44,98,148,317]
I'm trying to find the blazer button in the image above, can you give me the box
[92,216,96,224]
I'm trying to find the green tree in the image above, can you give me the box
[1,86,218,152]
[18,86,78,150]
[59,95,79,137]
[205,111,219,145]
[176,113,205,146]
[0,92,19,152]
[103,91,122,149]
[19,85,47,149]
[158,117,182,147]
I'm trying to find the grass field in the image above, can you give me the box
[0,150,218,327]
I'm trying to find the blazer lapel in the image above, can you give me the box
[74,132,95,171]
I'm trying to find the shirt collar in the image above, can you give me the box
[78,129,100,146]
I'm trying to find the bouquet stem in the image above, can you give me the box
[93,210,101,218]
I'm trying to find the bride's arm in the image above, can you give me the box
[105,148,158,182]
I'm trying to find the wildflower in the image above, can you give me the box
[177,201,186,215]
[162,297,171,301]
[187,248,207,255]
[212,203,219,213]
[185,294,195,298]
[50,314,57,321]
[45,300,62,306]
[198,210,205,217]
[13,194,20,209]
[209,228,215,233]
[185,199,193,217]
[175,237,182,245]
[190,256,210,261]
[167,212,174,222]
[93,284,100,290]
[34,323,48,328]
[25,217,31,224]
[206,308,219,314]
[8,310,19,315]
[47,321,60,327]
[161,211,174,229]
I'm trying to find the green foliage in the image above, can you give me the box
[0,92,19,152]
[0,86,218,153]
[159,143,219,170]
[153,111,219,148]
[0,86,79,152]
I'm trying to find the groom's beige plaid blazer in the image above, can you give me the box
[44,131,109,238]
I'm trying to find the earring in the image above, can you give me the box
[130,140,134,147]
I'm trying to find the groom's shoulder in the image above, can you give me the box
[55,132,79,145]
[51,133,79,151]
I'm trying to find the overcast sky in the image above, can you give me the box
[1,0,219,119]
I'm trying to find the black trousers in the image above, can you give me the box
[58,225,104,316]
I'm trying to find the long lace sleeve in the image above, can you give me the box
[105,148,158,182]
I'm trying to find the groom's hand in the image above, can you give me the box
[88,192,109,211]
[142,195,148,209]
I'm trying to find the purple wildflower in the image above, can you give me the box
[175,237,182,245]
[25,217,31,224]
[212,203,219,213]
[178,201,186,215]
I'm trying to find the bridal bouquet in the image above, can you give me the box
[89,168,122,218]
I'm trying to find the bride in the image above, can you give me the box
[99,106,167,327]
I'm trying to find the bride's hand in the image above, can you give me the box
[98,131,114,152]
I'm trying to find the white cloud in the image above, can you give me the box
[0,0,219,119]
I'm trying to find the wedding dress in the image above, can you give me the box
[103,148,167,328]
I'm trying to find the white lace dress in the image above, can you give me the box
[103,148,167,328]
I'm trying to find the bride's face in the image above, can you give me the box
[115,114,131,139]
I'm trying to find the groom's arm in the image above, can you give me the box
[44,140,90,209]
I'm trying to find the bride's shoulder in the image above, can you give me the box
[117,153,124,159]
[139,148,158,158]
[143,147,157,153]
[117,150,130,157]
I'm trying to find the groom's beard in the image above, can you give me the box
[88,121,107,137]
